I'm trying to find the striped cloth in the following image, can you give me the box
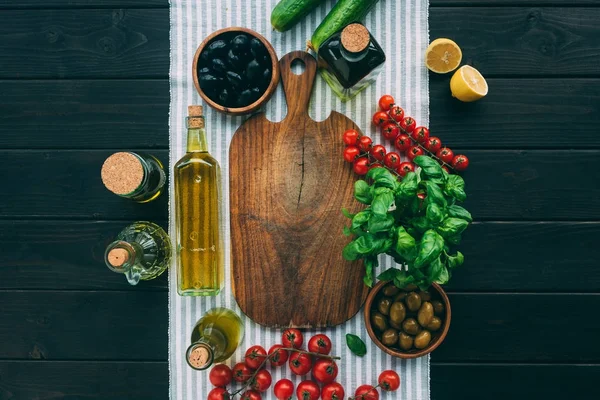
[168,1,430,398]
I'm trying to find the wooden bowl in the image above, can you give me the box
[364,280,451,359]
[192,27,280,116]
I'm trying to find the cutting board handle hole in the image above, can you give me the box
[291,59,306,75]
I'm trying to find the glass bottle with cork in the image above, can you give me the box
[174,105,224,296]
[101,152,166,202]
[317,23,386,102]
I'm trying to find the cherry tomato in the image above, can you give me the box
[412,126,429,144]
[273,379,295,400]
[282,329,303,349]
[370,145,387,162]
[308,334,332,355]
[312,359,338,384]
[343,146,360,163]
[389,105,404,122]
[208,387,230,400]
[381,122,399,141]
[250,369,272,392]
[369,162,384,171]
[394,134,412,152]
[245,345,267,370]
[400,117,416,133]
[425,136,442,154]
[296,380,320,400]
[407,146,424,161]
[358,136,373,152]
[209,364,232,387]
[321,382,345,400]
[233,362,253,383]
[342,129,360,146]
[268,344,289,367]
[378,370,401,391]
[384,152,401,169]
[378,94,395,111]
[289,352,312,375]
[353,157,370,176]
[354,385,379,400]
[436,147,454,164]
[452,154,469,171]
[372,111,390,126]
[240,390,262,400]
[397,162,415,177]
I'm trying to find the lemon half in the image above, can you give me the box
[425,38,462,74]
[450,65,488,102]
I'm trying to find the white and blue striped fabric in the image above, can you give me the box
[169,1,430,398]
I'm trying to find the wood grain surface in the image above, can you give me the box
[229,51,368,328]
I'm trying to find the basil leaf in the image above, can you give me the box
[414,230,444,268]
[395,226,417,262]
[368,167,399,190]
[368,214,395,233]
[377,268,401,282]
[393,271,416,289]
[396,172,418,199]
[342,208,356,219]
[446,233,462,245]
[343,226,352,236]
[429,257,450,284]
[363,257,378,287]
[437,217,469,238]
[421,181,447,208]
[354,180,373,204]
[372,190,395,216]
[414,155,444,180]
[346,334,367,357]
[351,210,371,232]
[409,216,430,233]
[447,205,473,222]
[342,240,360,261]
[426,203,444,225]
[445,175,467,202]
[446,251,465,269]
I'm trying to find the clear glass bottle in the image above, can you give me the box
[174,105,224,296]
[101,152,166,203]
[186,308,244,370]
[104,221,172,285]
[317,23,386,102]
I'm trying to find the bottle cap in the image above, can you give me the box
[341,23,370,53]
[101,152,144,195]
[186,342,214,370]
[187,105,205,128]
[107,248,129,267]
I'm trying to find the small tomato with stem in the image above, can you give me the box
[412,126,430,144]
[321,382,345,400]
[369,145,387,162]
[232,362,253,383]
[308,334,332,355]
[389,105,404,122]
[312,359,338,385]
[296,380,320,400]
[207,387,230,400]
[240,390,262,400]
[288,352,312,376]
[378,94,395,111]
[425,136,442,153]
[384,152,401,169]
[452,154,469,171]
[407,146,424,161]
[281,329,303,349]
[209,364,232,387]
[381,122,399,141]
[244,345,267,370]
[354,385,379,400]
[397,162,415,177]
[378,370,401,391]
[343,146,360,163]
[372,111,390,126]
[342,129,360,146]
[358,136,373,152]
[353,157,369,176]
[250,369,272,392]
[394,134,412,153]
[268,344,289,367]
[436,147,454,164]
[400,117,416,133]
[273,379,294,400]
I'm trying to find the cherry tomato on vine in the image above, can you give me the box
[389,105,404,122]
[354,385,379,400]
[209,364,232,387]
[240,390,262,400]
[288,352,312,375]
[378,370,401,391]
[425,136,442,153]
[436,147,454,164]
[394,134,412,152]
[312,359,338,385]
[342,129,360,146]
[343,146,360,163]
[407,146,424,161]
[358,136,373,151]
[378,94,395,111]
[250,369,272,392]
[369,162,384,171]
[245,345,267,370]
[321,382,345,400]
[372,111,390,126]
[381,122,399,141]
[397,161,415,177]
[273,379,294,400]
[384,152,401,169]
[412,126,430,144]
[353,157,370,176]
[296,381,320,400]
[452,154,469,171]
[233,362,253,383]
[308,334,332,355]
[268,344,289,367]
[400,117,416,133]
[281,329,303,349]
[370,144,387,162]
[208,387,230,400]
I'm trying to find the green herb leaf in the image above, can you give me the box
[409,216,430,233]
[396,172,418,199]
[393,270,416,289]
[436,217,469,238]
[342,208,356,219]
[343,226,352,236]
[421,181,447,208]
[444,175,467,202]
[394,226,417,262]
[446,251,465,269]
[368,167,399,190]
[368,214,395,233]
[414,230,444,268]
[351,210,371,232]
[429,257,450,284]
[414,155,444,180]
[363,257,378,287]
[354,180,373,204]
[372,190,395,216]
[426,203,445,225]
[346,334,367,357]
[447,205,473,222]
[377,268,401,282]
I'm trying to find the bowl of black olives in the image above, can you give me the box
[193,27,280,115]
[364,281,451,359]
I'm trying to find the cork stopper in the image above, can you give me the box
[188,105,205,129]
[341,23,370,53]
[101,152,144,195]
[187,343,213,370]
[107,248,129,267]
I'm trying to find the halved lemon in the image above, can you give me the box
[450,65,489,102]
[425,38,462,74]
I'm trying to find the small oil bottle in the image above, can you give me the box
[186,308,244,370]
[174,106,224,296]
[317,23,386,101]
[101,152,166,202]
[104,221,172,285]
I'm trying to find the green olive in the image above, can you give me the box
[418,291,432,302]
[431,300,445,315]
[371,311,388,332]
[377,297,392,316]
[402,284,418,292]
[405,292,422,312]
[414,330,432,349]
[389,302,406,326]
[381,329,399,346]
[402,318,421,335]
[417,302,434,327]
[398,332,414,351]
[427,316,442,332]
[394,292,407,302]
[382,284,400,297]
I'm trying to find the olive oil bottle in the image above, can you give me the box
[174,105,224,296]
[186,308,244,370]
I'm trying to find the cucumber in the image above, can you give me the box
[309,0,380,51]
[271,0,325,32]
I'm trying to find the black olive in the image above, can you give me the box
[250,38,266,57]
[199,74,222,90]
[257,54,271,67]
[245,59,262,81]
[200,50,211,62]
[226,71,243,88]
[239,89,253,106]
[260,68,272,89]
[231,34,250,51]
[198,67,210,75]
[250,87,263,101]
[218,88,230,105]
[227,49,242,69]
[211,58,227,74]
[207,40,227,55]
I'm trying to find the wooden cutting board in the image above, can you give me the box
[230,51,369,328]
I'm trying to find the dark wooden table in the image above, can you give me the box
[1,0,598,399]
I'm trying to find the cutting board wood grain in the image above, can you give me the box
[229,51,369,328]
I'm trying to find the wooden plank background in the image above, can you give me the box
[1,0,598,399]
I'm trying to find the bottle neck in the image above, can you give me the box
[186,117,208,153]
[104,240,143,285]
[186,341,214,370]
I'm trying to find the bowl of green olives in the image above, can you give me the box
[192,27,280,115]
[364,280,451,359]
